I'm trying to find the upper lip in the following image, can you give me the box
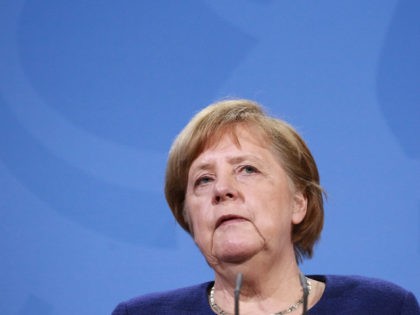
[215,214,247,228]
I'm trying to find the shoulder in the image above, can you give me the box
[319,274,414,295]
[111,282,214,315]
[308,275,419,314]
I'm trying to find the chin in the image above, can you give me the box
[215,245,262,264]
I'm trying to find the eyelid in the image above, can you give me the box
[193,173,214,187]
[238,164,259,173]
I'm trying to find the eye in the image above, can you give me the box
[240,165,258,174]
[194,175,213,187]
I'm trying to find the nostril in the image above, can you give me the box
[226,192,234,199]
[213,189,236,204]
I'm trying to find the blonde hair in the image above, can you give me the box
[165,99,324,260]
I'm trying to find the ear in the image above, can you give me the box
[291,191,307,224]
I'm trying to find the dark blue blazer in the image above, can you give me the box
[112,275,420,314]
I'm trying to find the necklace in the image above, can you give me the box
[208,278,311,315]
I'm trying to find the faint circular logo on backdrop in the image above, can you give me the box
[0,0,255,247]
[376,0,420,160]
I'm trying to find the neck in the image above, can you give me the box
[212,247,304,314]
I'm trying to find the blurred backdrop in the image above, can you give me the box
[0,0,419,314]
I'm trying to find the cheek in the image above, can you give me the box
[253,198,294,230]
[190,216,215,258]
[185,200,213,239]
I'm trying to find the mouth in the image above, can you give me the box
[215,215,247,229]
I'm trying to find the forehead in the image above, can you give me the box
[192,124,273,165]
[203,123,269,152]
[187,123,295,189]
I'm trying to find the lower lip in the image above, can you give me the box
[218,218,246,227]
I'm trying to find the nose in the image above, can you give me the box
[212,174,238,204]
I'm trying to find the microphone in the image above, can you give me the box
[234,273,243,315]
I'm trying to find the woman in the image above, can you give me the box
[112,99,419,314]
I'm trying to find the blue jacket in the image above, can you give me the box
[112,275,419,314]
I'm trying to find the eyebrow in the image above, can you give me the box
[227,155,261,165]
[190,155,263,173]
[190,162,213,173]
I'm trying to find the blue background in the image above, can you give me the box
[1,1,419,314]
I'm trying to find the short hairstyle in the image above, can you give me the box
[165,99,324,261]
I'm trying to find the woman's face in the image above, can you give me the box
[184,126,307,266]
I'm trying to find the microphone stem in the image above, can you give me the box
[234,273,243,315]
